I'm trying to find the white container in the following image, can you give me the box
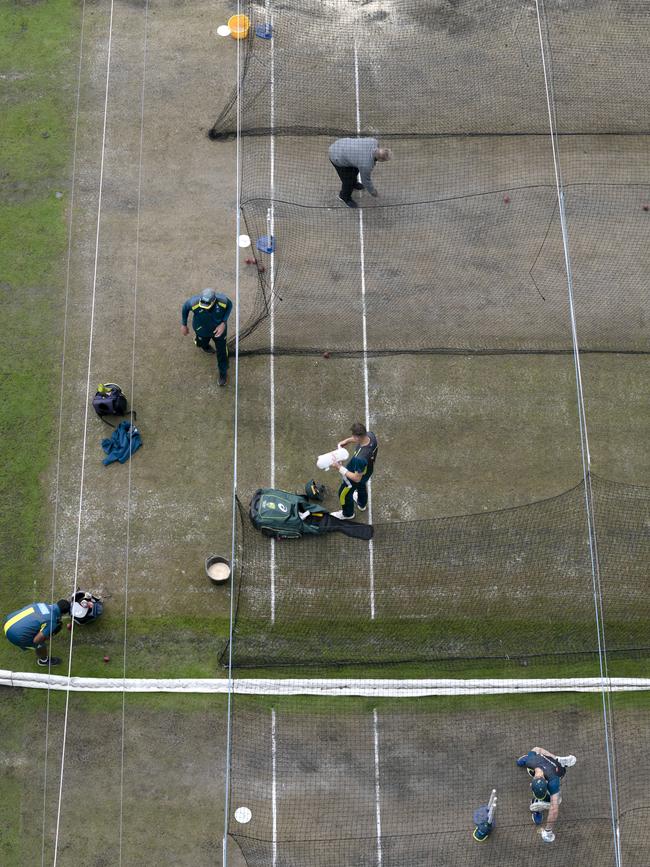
[317,447,349,471]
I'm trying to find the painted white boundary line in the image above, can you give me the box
[4,672,650,694]
[271,707,278,866]
[353,39,376,620]
[372,709,383,866]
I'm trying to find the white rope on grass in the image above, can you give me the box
[222,2,243,864]
[534,3,622,866]
[40,3,88,866]
[117,2,149,864]
[5,671,650,695]
[268,0,277,626]
[52,2,116,864]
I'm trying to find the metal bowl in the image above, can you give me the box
[205,555,231,584]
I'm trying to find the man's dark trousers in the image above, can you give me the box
[331,161,361,202]
[354,464,373,509]
[195,328,228,377]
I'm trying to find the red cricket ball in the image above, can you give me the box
[245,257,256,265]
[67,622,72,631]
[257,265,266,273]
[323,352,331,359]
[503,195,510,204]
[643,205,649,212]
[103,655,110,663]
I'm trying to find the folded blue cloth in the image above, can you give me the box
[101,420,142,465]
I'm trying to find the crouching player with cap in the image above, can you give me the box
[3,599,71,668]
[517,746,576,842]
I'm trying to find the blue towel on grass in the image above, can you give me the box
[101,420,142,465]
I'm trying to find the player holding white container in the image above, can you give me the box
[330,422,378,520]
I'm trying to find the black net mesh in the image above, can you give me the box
[211,1,650,139]
[213,2,649,864]
[212,0,650,358]
[238,187,650,357]
[227,694,650,866]
[225,476,650,669]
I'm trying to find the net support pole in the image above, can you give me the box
[534,3,622,864]
[222,1,244,863]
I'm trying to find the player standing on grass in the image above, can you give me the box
[517,746,576,842]
[330,422,378,520]
[180,289,232,386]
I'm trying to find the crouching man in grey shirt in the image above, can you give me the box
[328,137,392,208]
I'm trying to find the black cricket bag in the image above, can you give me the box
[92,383,134,427]
[70,590,104,625]
[249,489,373,540]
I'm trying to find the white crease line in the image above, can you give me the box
[353,39,376,620]
[272,707,278,866]
[269,0,277,626]
[372,708,383,865]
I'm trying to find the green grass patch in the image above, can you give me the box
[0,690,33,866]
[223,688,650,717]
[61,616,231,678]
[233,653,650,681]
[229,615,650,678]
[0,0,80,672]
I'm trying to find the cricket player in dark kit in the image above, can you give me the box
[517,746,576,842]
[181,289,232,386]
[331,422,378,520]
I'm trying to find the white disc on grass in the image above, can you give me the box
[235,806,252,824]
[238,234,251,247]
[217,25,231,37]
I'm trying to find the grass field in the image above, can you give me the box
[0,0,79,667]
[1,0,648,865]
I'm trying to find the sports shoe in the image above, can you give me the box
[201,345,216,354]
[37,657,61,667]
[557,755,576,768]
[338,194,357,208]
[218,373,228,387]
[331,510,354,520]
[352,490,367,511]
[353,182,364,191]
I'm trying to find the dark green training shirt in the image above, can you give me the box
[181,292,232,336]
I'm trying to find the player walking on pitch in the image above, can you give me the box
[330,422,378,520]
[517,746,576,842]
[180,289,232,386]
